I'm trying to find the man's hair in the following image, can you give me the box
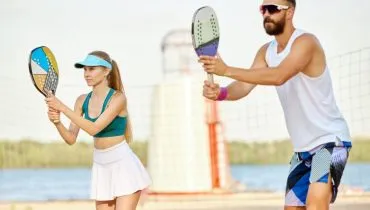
[286,0,296,7]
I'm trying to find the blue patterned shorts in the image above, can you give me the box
[285,140,352,206]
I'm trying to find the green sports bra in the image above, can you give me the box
[82,88,127,138]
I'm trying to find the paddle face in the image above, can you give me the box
[191,6,220,57]
[28,46,59,97]
[191,6,220,83]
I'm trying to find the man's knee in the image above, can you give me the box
[284,206,306,210]
[306,184,331,210]
[306,195,329,208]
[306,202,329,210]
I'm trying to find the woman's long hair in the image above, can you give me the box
[88,51,133,143]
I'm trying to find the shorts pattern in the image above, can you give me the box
[285,141,352,206]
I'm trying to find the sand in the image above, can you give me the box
[1,192,370,210]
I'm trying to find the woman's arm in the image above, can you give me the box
[48,94,85,145]
[46,91,125,136]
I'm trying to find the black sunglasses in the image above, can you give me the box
[260,4,289,15]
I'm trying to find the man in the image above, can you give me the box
[199,0,352,209]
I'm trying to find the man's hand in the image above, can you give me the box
[198,54,229,76]
[203,80,220,100]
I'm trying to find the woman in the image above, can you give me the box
[46,51,151,210]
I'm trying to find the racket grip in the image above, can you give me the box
[207,73,214,84]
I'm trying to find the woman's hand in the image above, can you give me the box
[45,91,66,112]
[47,107,61,124]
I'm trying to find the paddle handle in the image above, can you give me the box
[46,91,60,124]
[207,73,214,84]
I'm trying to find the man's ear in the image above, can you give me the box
[286,7,295,20]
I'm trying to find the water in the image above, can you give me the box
[231,163,370,192]
[0,168,90,201]
[0,163,369,201]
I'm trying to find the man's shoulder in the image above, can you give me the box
[293,32,320,48]
[299,32,318,40]
[260,41,272,52]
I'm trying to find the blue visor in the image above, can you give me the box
[74,55,112,70]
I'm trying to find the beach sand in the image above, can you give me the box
[1,192,370,210]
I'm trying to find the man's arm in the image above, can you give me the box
[223,43,269,100]
[200,34,316,86]
[225,34,315,85]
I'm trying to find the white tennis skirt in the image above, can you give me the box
[90,141,151,201]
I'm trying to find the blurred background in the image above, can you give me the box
[1,0,370,209]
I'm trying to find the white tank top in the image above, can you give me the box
[265,29,351,152]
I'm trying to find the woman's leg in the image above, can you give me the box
[96,200,115,210]
[115,190,142,210]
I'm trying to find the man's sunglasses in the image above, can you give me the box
[260,4,289,15]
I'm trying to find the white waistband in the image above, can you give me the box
[93,141,130,164]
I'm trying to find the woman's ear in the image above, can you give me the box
[105,68,110,77]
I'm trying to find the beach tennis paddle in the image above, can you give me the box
[191,6,220,83]
[28,46,60,123]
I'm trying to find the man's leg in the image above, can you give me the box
[284,206,306,210]
[306,175,332,210]
[306,145,349,210]
[284,153,310,209]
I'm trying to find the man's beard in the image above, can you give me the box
[263,17,285,35]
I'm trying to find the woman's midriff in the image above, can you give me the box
[94,135,126,149]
